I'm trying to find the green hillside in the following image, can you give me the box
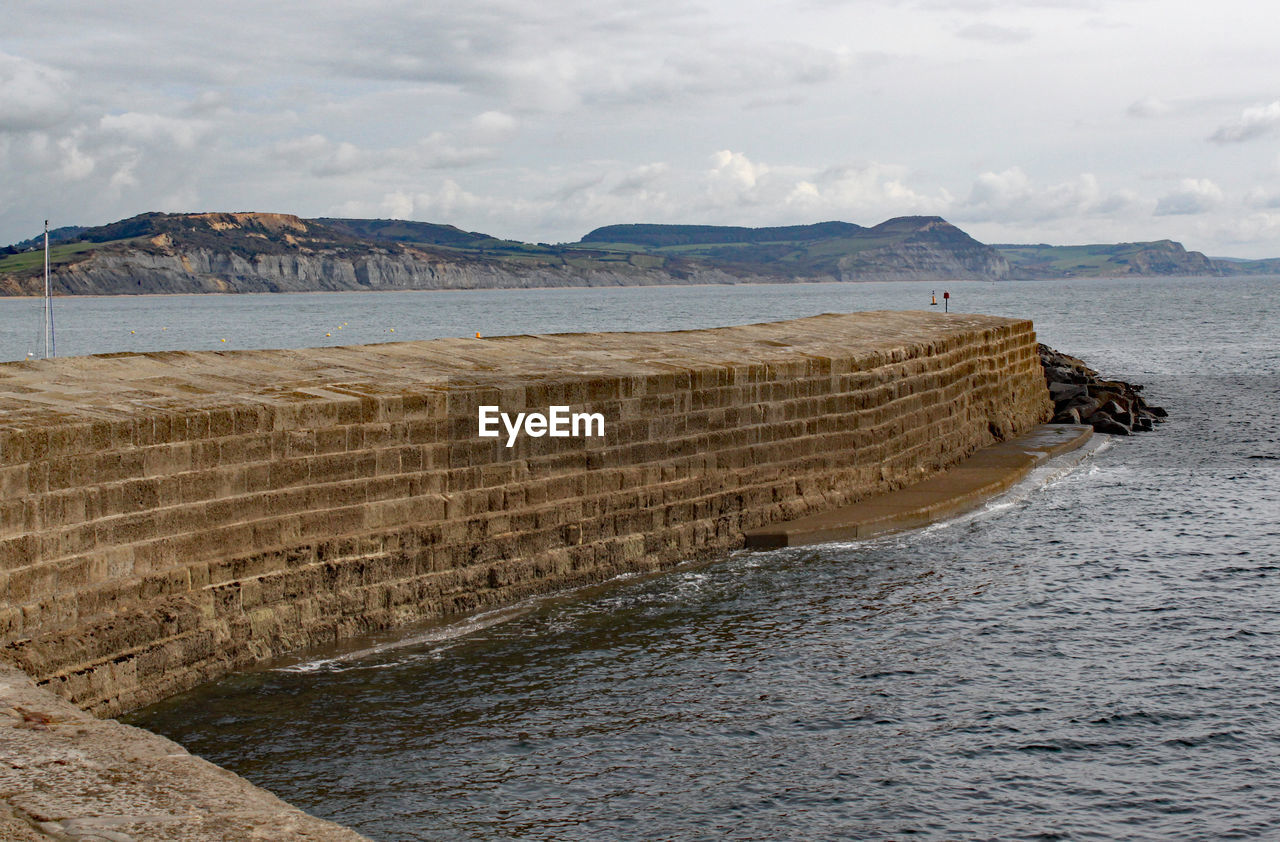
[995,240,1217,278]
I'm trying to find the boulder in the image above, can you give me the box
[1064,396,1101,420]
[1049,382,1088,404]
[1101,400,1133,427]
[1039,343,1165,434]
[1090,412,1132,436]
[1052,407,1082,425]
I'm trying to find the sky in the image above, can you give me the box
[2,0,1280,257]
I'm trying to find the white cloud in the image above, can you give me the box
[269,131,500,179]
[785,163,950,216]
[957,168,1139,223]
[1229,211,1280,242]
[469,111,519,142]
[1209,100,1280,143]
[1127,96,1172,118]
[1244,187,1280,209]
[0,53,73,133]
[99,112,209,149]
[3,0,1280,257]
[956,23,1032,42]
[708,149,768,193]
[9,132,98,182]
[1154,178,1223,216]
[610,162,670,196]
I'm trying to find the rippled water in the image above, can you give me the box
[99,277,1280,840]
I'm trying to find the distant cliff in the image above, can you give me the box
[995,240,1222,279]
[583,217,1011,282]
[0,211,1265,296]
[0,212,1009,296]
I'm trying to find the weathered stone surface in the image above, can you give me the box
[0,664,368,840]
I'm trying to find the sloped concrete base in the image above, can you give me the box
[0,664,368,841]
[743,424,1093,548]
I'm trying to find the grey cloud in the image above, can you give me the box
[98,113,211,149]
[610,163,670,195]
[1127,96,1172,118]
[1153,178,1223,216]
[270,131,499,179]
[956,168,1144,224]
[1244,187,1280,209]
[0,0,1276,257]
[299,2,853,113]
[956,23,1033,43]
[1209,101,1280,143]
[0,53,73,132]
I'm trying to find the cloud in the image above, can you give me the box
[957,167,1140,223]
[1154,178,1223,216]
[0,53,73,133]
[610,162,670,196]
[1244,187,1280,209]
[469,111,519,142]
[1209,100,1280,143]
[269,128,501,179]
[956,23,1033,42]
[785,163,950,216]
[324,151,954,242]
[6,132,98,182]
[1127,96,1172,118]
[1228,211,1280,243]
[2,0,1278,258]
[708,149,769,195]
[99,112,210,149]
[309,1,856,114]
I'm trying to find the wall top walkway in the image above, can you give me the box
[0,311,1027,426]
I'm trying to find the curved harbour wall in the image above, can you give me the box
[0,311,1050,719]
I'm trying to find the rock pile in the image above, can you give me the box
[1039,344,1167,435]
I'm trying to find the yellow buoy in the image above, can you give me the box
[326,333,331,337]
[220,338,227,343]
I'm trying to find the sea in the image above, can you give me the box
[9,277,1275,840]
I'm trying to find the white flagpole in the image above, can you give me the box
[43,220,54,358]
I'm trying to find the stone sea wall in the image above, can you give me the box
[0,312,1050,718]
